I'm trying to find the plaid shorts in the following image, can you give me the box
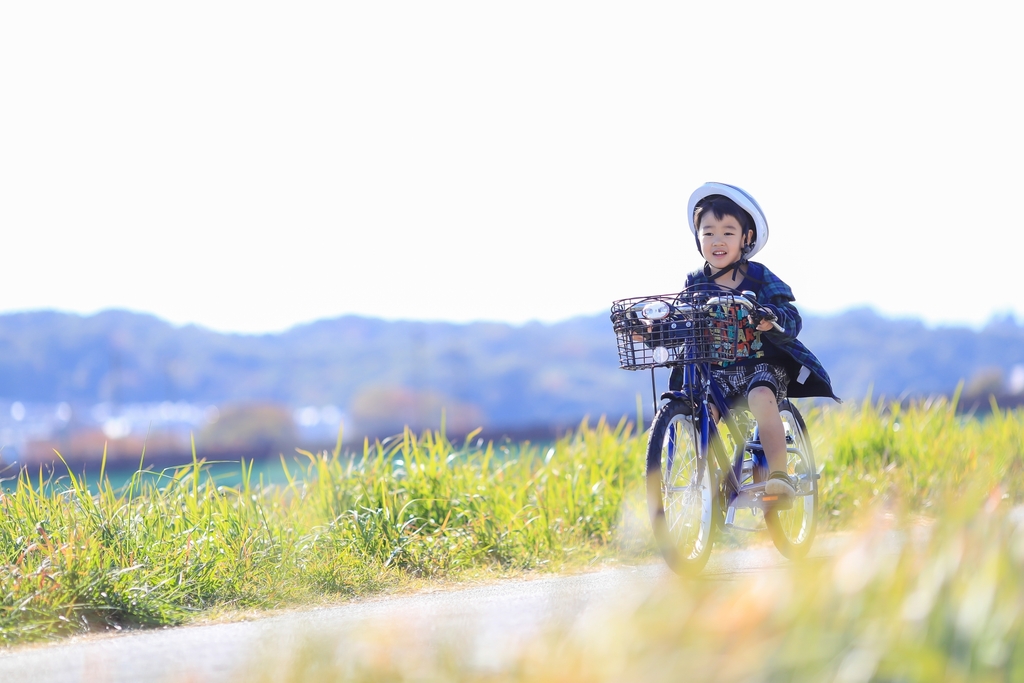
[710,362,790,405]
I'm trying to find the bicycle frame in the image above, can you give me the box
[668,361,775,517]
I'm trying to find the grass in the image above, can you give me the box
[1,396,1023,654]
[816,393,1024,521]
[0,419,643,644]
[232,397,1024,683]
[242,493,1024,683]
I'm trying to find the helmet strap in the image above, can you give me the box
[703,259,746,284]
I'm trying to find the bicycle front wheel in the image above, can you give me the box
[646,401,718,575]
[765,400,818,559]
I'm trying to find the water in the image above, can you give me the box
[0,439,554,494]
[0,456,304,494]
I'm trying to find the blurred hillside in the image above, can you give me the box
[0,308,1021,466]
[798,308,1024,402]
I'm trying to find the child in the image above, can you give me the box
[671,182,840,500]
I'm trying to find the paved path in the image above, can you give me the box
[0,540,841,683]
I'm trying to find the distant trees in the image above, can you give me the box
[0,307,1022,438]
[198,403,298,452]
[348,386,484,437]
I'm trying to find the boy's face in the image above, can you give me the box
[699,213,748,271]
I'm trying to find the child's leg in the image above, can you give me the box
[747,386,787,474]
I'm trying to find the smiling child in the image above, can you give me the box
[673,183,840,500]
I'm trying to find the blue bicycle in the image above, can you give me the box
[611,285,818,575]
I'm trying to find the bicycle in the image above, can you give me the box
[610,285,819,575]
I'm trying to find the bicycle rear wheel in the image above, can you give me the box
[765,400,818,559]
[646,401,718,575]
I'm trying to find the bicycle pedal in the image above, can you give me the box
[760,494,794,511]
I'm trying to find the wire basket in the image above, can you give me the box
[610,286,749,370]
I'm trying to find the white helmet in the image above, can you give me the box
[687,182,769,261]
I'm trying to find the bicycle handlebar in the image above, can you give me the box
[707,295,785,334]
[612,287,789,370]
[628,295,785,334]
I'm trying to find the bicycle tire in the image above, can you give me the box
[764,400,818,559]
[646,401,718,575]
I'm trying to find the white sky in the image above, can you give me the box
[1,2,1021,334]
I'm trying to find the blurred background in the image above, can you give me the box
[1,2,1022,475]
[1,307,1022,474]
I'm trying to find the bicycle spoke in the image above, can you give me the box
[656,413,713,558]
[772,407,816,546]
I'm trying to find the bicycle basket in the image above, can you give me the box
[609,286,750,370]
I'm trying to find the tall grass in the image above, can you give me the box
[816,394,1024,522]
[234,398,1024,683]
[1,399,1023,646]
[245,491,1024,683]
[0,418,642,644]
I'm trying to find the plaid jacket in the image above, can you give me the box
[684,261,840,401]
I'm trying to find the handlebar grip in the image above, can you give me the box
[762,310,784,334]
[748,306,785,334]
[706,295,754,310]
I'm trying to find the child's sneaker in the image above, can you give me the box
[762,471,795,510]
[764,471,796,498]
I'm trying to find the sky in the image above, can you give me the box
[1,2,1021,334]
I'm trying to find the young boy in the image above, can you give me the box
[671,182,839,500]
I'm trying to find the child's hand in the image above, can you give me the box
[747,306,778,332]
[632,318,654,341]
